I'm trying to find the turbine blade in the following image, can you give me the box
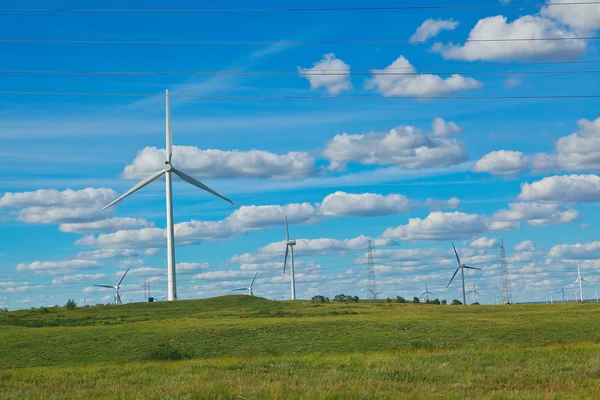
[103,169,166,210]
[452,241,461,266]
[283,245,289,274]
[116,268,130,287]
[582,278,587,282]
[285,214,290,242]
[467,290,473,295]
[421,292,427,297]
[232,288,247,291]
[251,271,258,287]
[463,266,481,270]
[166,89,172,162]
[172,168,237,206]
[447,267,460,287]
[94,285,116,289]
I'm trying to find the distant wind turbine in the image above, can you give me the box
[573,263,586,302]
[233,272,259,296]
[448,242,481,305]
[557,286,566,303]
[283,215,297,300]
[595,292,599,303]
[466,281,481,304]
[548,290,553,304]
[102,90,237,301]
[420,283,434,302]
[94,269,130,305]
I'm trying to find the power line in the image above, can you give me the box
[0,91,599,99]
[3,69,600,78]
[0,36,597,46]
[2,2,599,13]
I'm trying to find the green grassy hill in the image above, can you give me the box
[1,296,600,399]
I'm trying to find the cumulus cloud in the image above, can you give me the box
[519,174,600,203]
[470,237,498,249]
[382,211,489,241]
[474,150,529,175]
[52,273,106,285]
[226,203,319,230]
[123,146,316,180]
[424,197,461,210]
[366,56,482,97]
[0,188,116,208]
[322,121,468,171]
[542,0,600,32]
[488,220,521,231]
[76,249,148,260]
[298,53,352,95]
[320,192,411,217]
[177,262,209,272]
[17,207,106,224]
[492,202,579,226]
[17,260,103,274]
[532,117,600,171]
[434,15,586,61]
[515,240,535,252]
[549,241,600,259]
[59,218,153,233]
[410,18,459,42]
[431,118,462,137]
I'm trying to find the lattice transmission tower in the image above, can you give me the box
[499,239,513,304]
[367,240,380,303]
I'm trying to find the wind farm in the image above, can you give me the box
[3,1,600,398]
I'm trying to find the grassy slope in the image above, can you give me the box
[1,296,599,399]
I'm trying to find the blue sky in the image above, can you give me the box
[2,0,600,308]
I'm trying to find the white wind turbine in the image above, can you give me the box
[558,286,566,303]
[420,283,435,302]
[232,272,259,296]
[466,281,481,304]
[448,242,481,305]
[94,268,130,305]
[283,215,297,300]
[573,263,586,302]
[103,90,237,301]
[548,290,553,304]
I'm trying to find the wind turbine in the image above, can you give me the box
[283,215,297,300]
[595,291,599,303]
[94,268,130,305]
[548,290,553,304]
[466,281,481,304]
[573,263,586,302]
[232,272,259,296]
[102,90,237,301]
[420,283,434,302]
[448,242,481,305]
[558,286,566,303]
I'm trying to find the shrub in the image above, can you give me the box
[431,299,441,305]
[472,302,480,305]
[451,299,463,305]
[396,296,406,304]
[441,300,447,305]
[386,297,392,303]
[142,343,193,361]
[65,299,77,310]
[413,297,420,304]
[311,295,326,304]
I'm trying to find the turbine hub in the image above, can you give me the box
[287,240,296,246]
[164,161,173,172]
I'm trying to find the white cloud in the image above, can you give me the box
[177,262,209,272]
[123,146,316,180]
[193,270,247,281]
[549,241,600,259]
[118,267,164,277]
[0,188,116,208]
[366,56,482,97]
[493,202,579,226]
[474,150,528,175]
[52,273,106,285]
[515,240,535,252]
[225,203,319,230]
[519,174,600,203]
[17,207,106,224]
[542,0,600,32]
[488,220,521,231]
[322,121,468,171]
[532,118,600,172]
[76,249,145,260]
[410,18,460,42]
[431,118,462,137]
[17,260,103,274]
[320,192,411,217]
[434,15,586,61]
[470,237,498,249]
[382,212,489,242]
[424,197,461,210]
[504,77,521,89]
[59,218,153,233]
[298,53,352,95]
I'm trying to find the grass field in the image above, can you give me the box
[1,296,599,399]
